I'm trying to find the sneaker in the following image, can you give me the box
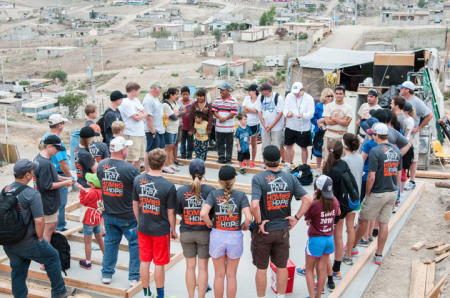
[313,169,322,177]
[239,169,246,175]
[242,161,246,167]
[79,260,92,270]
[102,277,112,284]
[130,279,139,287]
[283,163,291,173]
[327,281,336,292]
[368,237,374,243]
[358,238,370,247]
[374,254,383,265]
[206,283,212,292]
[250,161,255,168]
[91,243,100,251]
[261,161,265,169]
[78,229,83,234]
[333,271,341,280]
[170,164,179,172]
[162,167,175,174]
[315,282,325,294]
[174,161,184,166]
[143,293,154,298]
[296,266,315,277]
[342,255,353,265]
[61,287,77,298]
[394,199,400,207]
[372,228,379,238]
[404,181,416,190]
[344,245,359,255]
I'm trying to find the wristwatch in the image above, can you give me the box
[255,221,261,226]
[294,215,300,221]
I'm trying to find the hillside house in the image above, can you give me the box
[74,27,98,37]
[183,20,198,31]
[154,23,183,34]
[31,85,66,100]
[381,10,430,26]
[36,47,77,59]
[240,27,269,42]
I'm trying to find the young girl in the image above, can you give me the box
[194,111,209,161]
[241,84,261,168]
[161,88,180,174]
[304,175,340,298]
[79,173,105,270]
[188,88,213,144]
[403,106,416,140]
[341,133,363,265]
[176,159,215,298]
[200,165,252,298]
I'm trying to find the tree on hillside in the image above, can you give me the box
[239,23,246,30]
[259,11,268,26]
[43,70,68,83]
[150,29,171,39]
[319,4,326,11]
[267,6,276,24]
[212,28,221,42]
[418,0,426,8]
[225,22,239,31]
[275,27,288,39]
[58,93,87,118]
[90,10,96,19]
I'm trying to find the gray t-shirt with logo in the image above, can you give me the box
[363,127,409,149]
[368,143,402,193]
[205,189,249,231]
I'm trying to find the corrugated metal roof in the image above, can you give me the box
[181,78,224,88]
[202,59,227,66]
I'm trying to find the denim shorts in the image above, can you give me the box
[83,223,102,236]
[305,235,334,257]
[209,228,243,259]
[164,132,178,146]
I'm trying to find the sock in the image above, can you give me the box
[411,180,415,184]
[240,167,243,170]
[285,162,290,167]
[375,253,382,257]
[328,275,333,283]
[276,295,285,298]
[85,260,91,265]
[332,261,341,273]
[156,287,164,298]
[143,287,152,297]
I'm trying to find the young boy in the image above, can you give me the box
[234,113,252,175]
[111,121,126,139]
[179,86,194,160]
[79,173,105,270]
[85,104,98,127]
[132,149,177,298]
[194,111,209,161]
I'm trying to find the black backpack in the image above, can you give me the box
[339,165,360,212]
[311,130,325,158]
[50,232,71,276]
[260,93,279,106]
[0,185,30,246]
[291,164,313,186]
[402,145,414,178]
[96,108,115,142]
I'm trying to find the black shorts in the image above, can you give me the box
[334,209,350,224]
[249,124,260,137]
[284,127,312,148]
[238,151,250,162]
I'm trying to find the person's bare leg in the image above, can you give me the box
[212,255,226,298]
[197,258,209,298]
[376,222,389,255]
[154,265,165,289]
[353,218,369,248]
[291,148,295,163]
[305,254,317,298]
[276,267,289,295]
[301,147,308,165]
[280,146,286,162]
[225,256,240,298]
[334,219,344,262]
[185,257,197,298]
[164,146,171,167]
[285,145,294,164]
[410,161,417,182]
[316,255,329,298]
[173,141,179,163]
[316,156,322,169]
[345,213,356,258]
[401,181,406,194]
[84,235,92,261]
[144,152,150,172]
[43,222,57,243]
[140,262,151,288]
[255,269,267,297]
[251,135,257,163]
[374,217,379,229]
[94,233,105,254]
[132,160,140,170]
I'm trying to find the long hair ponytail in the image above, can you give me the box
[190,174,203,202]
[323,140,343,173]
[163,88,178,101]
[219,177,236,217]
[38,138,45,151]
[313,179,334,214]
[80,137,94,154]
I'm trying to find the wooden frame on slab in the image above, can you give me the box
[328,182,425,298]
[0,281,50,298]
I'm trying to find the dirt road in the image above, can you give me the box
[111,0,171,30]
[204,0,237,23]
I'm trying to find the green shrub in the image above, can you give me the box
[19,81,30,85]
[281,70,286,74]
[171,73,179,77]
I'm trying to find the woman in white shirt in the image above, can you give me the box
[162,88,180,174]
[241,84,261,169]
[403,107,415,140]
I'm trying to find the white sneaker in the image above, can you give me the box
[129,279,139,287]
[162,167,174,174]
[283,163,291,173]
[170,164,180,172]
[91,243,100,251]
[404,181,416,190]
[314,169,322,177]
[102,277,112,284]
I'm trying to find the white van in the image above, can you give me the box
[264,55,285,67]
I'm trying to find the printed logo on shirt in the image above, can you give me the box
[32,176,37,190]
[381,146,399,177]
[74,148,82,178]
[182,191,206,226]
[331,108,347,119]
[215,195,239,230]
[101,164,124,196]
[261,100,275,113]
[89,144,102,162]
[319,209,336,234]
[265,175,290,210]
[361,108,372,119]
[138,178,160,215]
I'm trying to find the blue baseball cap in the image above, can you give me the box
[218,82,231,91]
[189,158,206,177]
[360,117,379,134]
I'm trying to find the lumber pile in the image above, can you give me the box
[411,241,450,263]
[410,260,435,298]
[425,275,447,298]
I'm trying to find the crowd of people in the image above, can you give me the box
[1,79,432,298]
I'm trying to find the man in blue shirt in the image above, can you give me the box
[42,113,72,231]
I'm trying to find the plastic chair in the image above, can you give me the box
[432,140,450,171]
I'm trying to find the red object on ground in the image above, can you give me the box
[270,259,296,294]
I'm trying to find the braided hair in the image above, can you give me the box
[218,178,236,217]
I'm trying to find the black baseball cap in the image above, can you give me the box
[189,159,206,177]
[218,165,236,181]
[245,84,258,92]
[263,145,281,162]
[110,90,126,102]
[404,102,413,112]
[383,108,393,123]
[80,126,100,138]
[44,135,66,151]
[14,159,39,175]
[368,88,378,97]
[369,109,388,124]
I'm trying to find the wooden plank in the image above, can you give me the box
[425,275,446,298]
[0,255,9,263]
[444,211,450,222]
[425,241,445,249]
[412,242,426,251]
[65,201,81,213]
[65,213,80,222]
[60,225,83,237]
[0,263,126,297]
[417,263,428,298]
[67,233,129,252]
[433,251,450,263]
[409,259,420,298]
[71,254,129,271]
[0,281,50,298]
[434,243,450,255]
[425,263,435,296]
[328,182,425,298]
[423,259,432,264]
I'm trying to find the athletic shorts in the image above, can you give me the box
[249,124,260,137]
[334,209,350,224]
[124,135,145,162]
[180,230,210,259]
[209,228,243,259]
[138,232,171,265]
[305,235,334,257]
[360,190,397,223]
[284,127,312,148]
[164,132,178,146]
[176,125,183,143]
[238,151,250,162]
[83,223,102,236]
[251,227,289,270]
[44,210,59,223]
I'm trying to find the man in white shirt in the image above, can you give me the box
[282,82,315,171]
[119,82,148,169]
[257,82,284,169]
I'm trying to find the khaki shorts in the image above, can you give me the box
[411,132,420,162]
[176,125,183,143]
[261,129,282,152]
[124,135,145,162]
[360,190,397,223]
[322,131,345,162]
[251,227,289,270]
[180,230,210,259]
[44,210,59,223]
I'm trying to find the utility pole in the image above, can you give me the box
[1,54,4,91]
[100,45,104,74]
[83,44,102,104]
[355,0,357,25]
[227,58,230,83]
[296,12,299,57]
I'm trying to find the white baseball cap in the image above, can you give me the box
[291,82,303,94]
[316,175,334,199]
[372,123,389,135]
[109,137,133,153]
[398,81,415,91]
[48,114,68,125]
